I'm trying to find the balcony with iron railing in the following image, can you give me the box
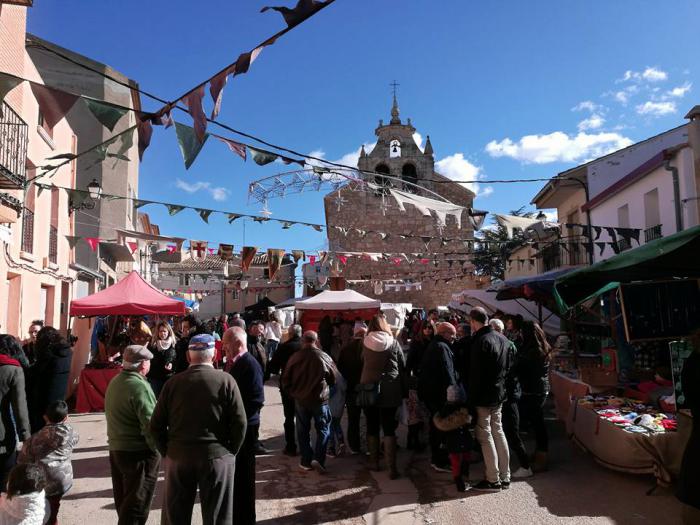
[644,224,663,243]
[0,101,28,190]
[540,237,588,272]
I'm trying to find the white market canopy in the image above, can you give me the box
[295,290,381,310]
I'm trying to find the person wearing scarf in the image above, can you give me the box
[147,322,177,398]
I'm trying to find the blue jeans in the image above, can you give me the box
[295,403,331,467]
[265,340,279,362]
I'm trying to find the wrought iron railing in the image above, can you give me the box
[0,192,22,218]
[644,224,662,243]
[0,102,28,190]
[541,237,587,271]
[49,226,58,264]
[21,209,34,253]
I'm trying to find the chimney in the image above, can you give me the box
[685,105,700,225]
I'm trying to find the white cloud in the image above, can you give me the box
[435,153,487,196]
[485,131,633,164]
[618,67,668,83]
[572,100,602,113]
[577,114,605,131]
[412,132,423,149]
[636,100,677,116]
[642,67,668,82]
[667,82,692,98]
[175,178,230,201]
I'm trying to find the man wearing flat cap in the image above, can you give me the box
[105,344,160,525]
[151,333,248,525]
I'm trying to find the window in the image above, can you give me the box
[617,204,630,228]
[37,109,53,138]
[22,183,36,254]
[643,189,660,229]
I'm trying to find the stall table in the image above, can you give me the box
[75,367,121,413]
[550,370,611,431]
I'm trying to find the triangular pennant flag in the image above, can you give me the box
[208,248,216,255]
[133,199,150,209]
[65,235,81,249]
[392,257,402,266]
[85,237,100,252]
[248,146,278,166]
[291,250,305,262]
[218,243,234,261]
[227,213,241,224]
[240,246,258,271]
[267,248,285,280]
[214,135,247,160]
[209,65,236,119]
[253,217,269,223]
[65,188,89,210]
[281,221,293,229]
[419,258,430,264]
[196,208,213,223]
[190,240,208,262]
[593,226,603,240]
[166,204,185,216]
[127,241,138,254]
[174,122,210,169]
[137,118,153,161]
[309,255,316,265]
[84,98,128,131]
[232,46,265,78]
[280,155,305,167]
[261,0,331,28]
[30,82,79,129]
[0,73,22,116]
[605,227,617,243]
[182,85,207,143]
[609,241,620,255]
[312,225,323,232]
[595,242,606,256]
[468,209,488,230]
[338,255,348,265]
[167,244,178,254]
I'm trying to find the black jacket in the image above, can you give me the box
[228,352,265,426]
[268,335,302,378]
[468,326,510,408]
[28,343,72,433]
[0,363,30,454]
[147,342,176,381]
[337,338,364,400]
[417,336,458,412]
[247,336,267,374]
[406,338,429,377]
[516,343,550,395]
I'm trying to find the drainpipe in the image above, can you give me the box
[664,153,683,233]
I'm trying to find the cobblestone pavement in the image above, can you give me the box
[60,382,685,524]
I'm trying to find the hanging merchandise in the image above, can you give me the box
[240,246,258,271]
[190,240,208,262]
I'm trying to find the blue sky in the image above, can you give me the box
[27,0,699,254]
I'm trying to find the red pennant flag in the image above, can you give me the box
[167,244,177,254]
[392,257,402,266]
[127,242,138,254]
[209,65,236,119]
[208,248,216,255]
[309,255,316,265]
[182,85,207,143]
[30,82,79,129]
[420,258,430,264]
[85,237,100,252]
[214,135,247,160]
[339,255,347,265]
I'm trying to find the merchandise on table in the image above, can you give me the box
[577,395,677,435]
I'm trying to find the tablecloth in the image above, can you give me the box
[550,371,593,426]
[569,403,691,483]
[74,367,121,413]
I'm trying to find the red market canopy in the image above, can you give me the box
[70,271,186,317]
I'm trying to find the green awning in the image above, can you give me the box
[554,225,700,312]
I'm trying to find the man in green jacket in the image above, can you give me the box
[105,344,159,525]
[151,333,247,525]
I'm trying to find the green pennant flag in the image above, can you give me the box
[227,213,241,224]
[175,122,209,169]
[84,98,128,131]
[196,208,213,223]
[35,183,48,197]
[248,146,278,166]
[253,217,269,223]
[0,73,22,117]
[133,199,150,209]
[65,188,89,209]
[65,235,81,249]
[166,204,185,216]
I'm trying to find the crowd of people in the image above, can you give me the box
[4,301,697,525]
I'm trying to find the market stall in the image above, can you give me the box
[70,271,186,412]
[295,289,380,331]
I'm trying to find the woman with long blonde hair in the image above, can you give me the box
[147,321,177,397]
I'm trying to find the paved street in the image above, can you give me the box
[60,382,685,524]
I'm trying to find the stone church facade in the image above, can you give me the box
[323,96,481,308]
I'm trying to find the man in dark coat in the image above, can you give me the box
[151,334,247,525]
[269,324,303,455]
[337,326,366,454]
[418,322,459,472]
[468,307,511,492]
[0,335,31,490]
[247,321,269,454]
[173,315,205,374]
[223,326,265,524]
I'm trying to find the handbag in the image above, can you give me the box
[355,382,381,407]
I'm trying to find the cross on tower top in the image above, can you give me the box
[390,80,400,98]
[389,81,401,124]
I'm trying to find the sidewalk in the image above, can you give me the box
[60,383,685,524]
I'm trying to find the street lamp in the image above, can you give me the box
[70,179,103,211]
[87,178,102,200]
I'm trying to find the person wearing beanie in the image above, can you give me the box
[151,334,247,524]
[105,344,159,524]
